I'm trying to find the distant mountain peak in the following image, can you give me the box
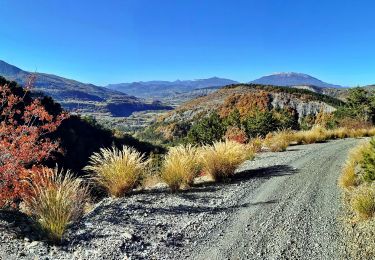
[270,72,312,78]
[251,72,343,89]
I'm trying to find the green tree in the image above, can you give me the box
[187,112,226,144]
[224,108,241,128]
[344,88,374,123]
[273,107,299,130]
[243,110,278,138]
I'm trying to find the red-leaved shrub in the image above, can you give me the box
[0,78,66,208]
[224,126,248,144]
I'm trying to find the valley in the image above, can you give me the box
[1,61,375,260]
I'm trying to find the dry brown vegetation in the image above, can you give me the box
[161,145,202,191]
[201,140,249,181]
[264,131,293,152]
[84,145,149,197]
[219,92,271,118]
[339,139,375,258]
[25,167,89,243]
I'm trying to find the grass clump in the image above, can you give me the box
[247,136,263,153]
[339,142,371,189]
[298,125,328,144]
[264,131,292,152]
[350,185,375,219]
[339,161,358,189]
[201,140,248,181]
[362,138,375,182]
[85,145,148,197]
[25,167,89,243]
[161,144,202,191]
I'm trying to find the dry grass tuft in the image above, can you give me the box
[264,131,293,152]
[339,142,371,189]
[161,144,202,191]
[339,161,358,189]
[201,140,248,181]
[84,145,148,197]
[329,127,348,139]
[248,136,263,153]
[367,128,375,137]
[350,185,375,219]
[25,167,89,243]
[298,125,328,144]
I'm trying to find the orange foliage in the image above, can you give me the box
[338,117,373,129]
[0,79,66,208]
[219,92,271,118]
[224,126,248,144]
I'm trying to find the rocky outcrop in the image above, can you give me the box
[270,93,336,119]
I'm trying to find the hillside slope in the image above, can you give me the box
[160,84,343,124]
[0,60,171,116]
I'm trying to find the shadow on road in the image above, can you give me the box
[0,210,42,241]
[67,165,297,247]
[233,164,298,183]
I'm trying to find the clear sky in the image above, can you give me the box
[1,0,374,86]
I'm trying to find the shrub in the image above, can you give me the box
[273,107,299,130]
[264,131,292,152]
[247,136,263,153]
[350,185,375,219]
[201,140,248,181]
[223,108,241,128]
[368,128,375,137]
[339,161,358,189]
[362,138,375,182]
[0,79,65,208]
[25,167,89,243]
[300,115,316,130]
[315,111,336,129]
[224,126,248,144]
[85,145,148,197]
[187,112,226,144]
[295,125,328,144]
[329,127,348,139]
[243,110,279,138]
[339,142,371,189]
[161,145,202,191]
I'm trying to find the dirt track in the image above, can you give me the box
[192,138,359,260]
[0,138,360,260]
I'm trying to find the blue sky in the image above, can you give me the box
[1,0,374,86]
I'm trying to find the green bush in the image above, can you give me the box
[243,110,279,138]
[273,107,299,130]
[334,88,375,124]
[362,138,375,182]
[224,108,241,128]
[187,112,226,144]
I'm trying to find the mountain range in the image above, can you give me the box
[2,60,369,117]
[106,72,347,99]
[0,60,171,116]
[106,77,238,98]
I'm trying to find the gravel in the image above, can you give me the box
[0,138,361,260]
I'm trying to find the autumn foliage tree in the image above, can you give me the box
[0,78,66,208]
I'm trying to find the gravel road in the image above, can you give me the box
[0,138,360,260]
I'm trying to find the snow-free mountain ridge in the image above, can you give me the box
[251,72,344,88]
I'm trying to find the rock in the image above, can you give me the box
[27,241,39,248]
[123,232,133,240]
